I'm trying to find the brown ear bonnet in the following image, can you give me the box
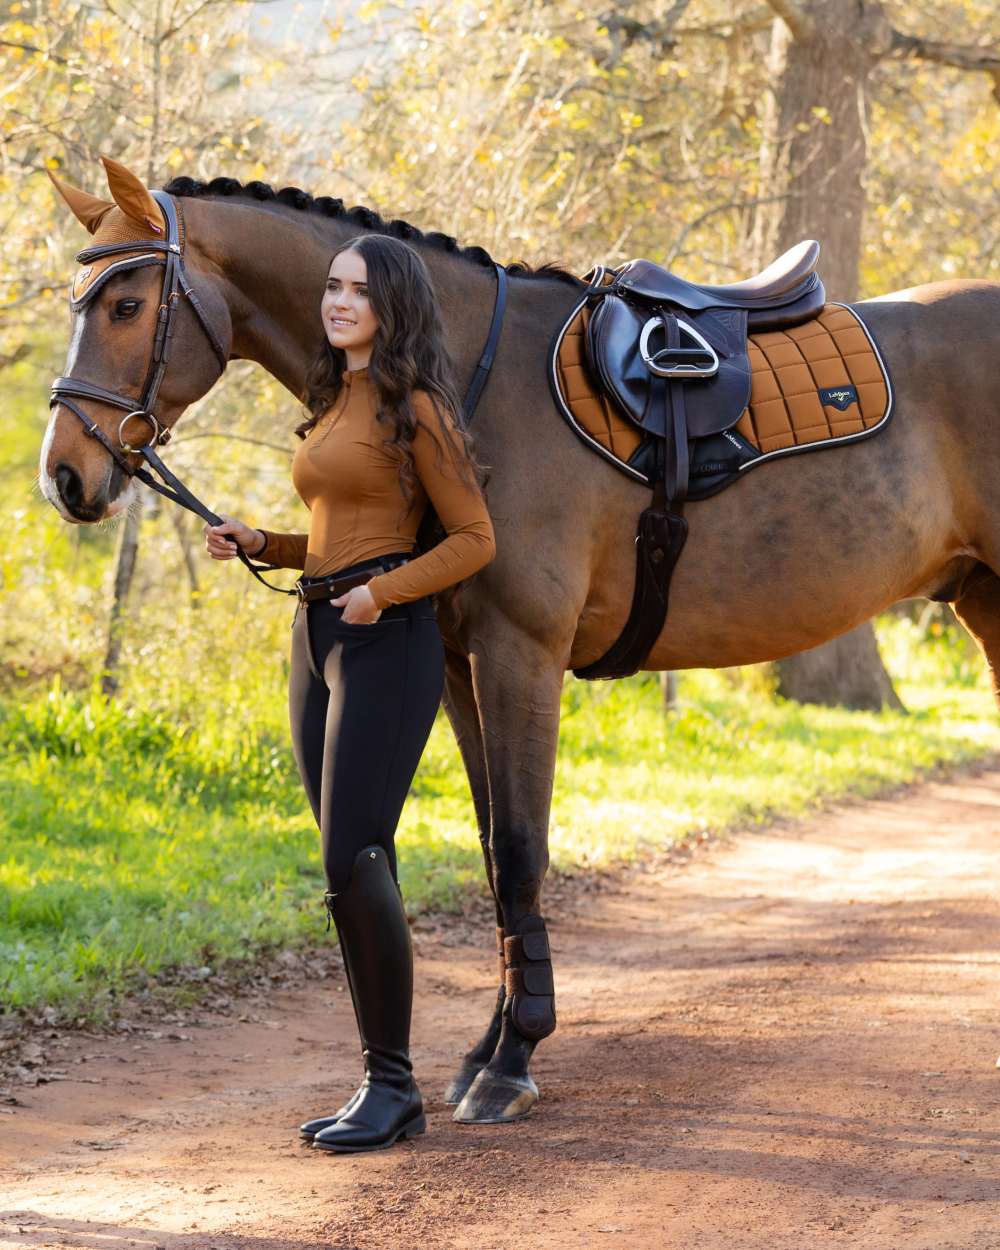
[48,154,169,306]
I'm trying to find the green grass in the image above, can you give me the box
[0,613,996,1023]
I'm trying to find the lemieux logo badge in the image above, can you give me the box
[819,385,858,411]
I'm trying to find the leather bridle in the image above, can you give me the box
[48,188,508,595]
[45,189,285,574]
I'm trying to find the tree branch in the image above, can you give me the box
[169,431,294,455]
[0,39,69,64]
[762,0,815,42]
[0,344,31,373]
[0,283,60,311]
[595,0,695,68]
[676,7,775,40]
[890,31,1000,104]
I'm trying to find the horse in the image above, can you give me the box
[39,156,1000,1125]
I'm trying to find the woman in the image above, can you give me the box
[203,233,496,1154]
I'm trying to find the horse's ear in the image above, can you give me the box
[46,168,116,235]
[99,153,166,236]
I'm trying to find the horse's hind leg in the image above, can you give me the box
[438,646,506,1104]
[452,632,566,1125]
[953,566,1000,704]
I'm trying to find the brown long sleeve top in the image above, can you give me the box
[256,366,496,609]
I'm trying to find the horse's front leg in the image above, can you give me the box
[452,626,568,1124]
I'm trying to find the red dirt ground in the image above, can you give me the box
[3,766,1000,1249]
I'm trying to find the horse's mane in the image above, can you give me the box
[162,175,583,288]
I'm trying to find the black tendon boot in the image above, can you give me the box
[311,845,426,1153]
[299,894,366,1140]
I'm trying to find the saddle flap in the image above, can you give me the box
[585,294,751,439]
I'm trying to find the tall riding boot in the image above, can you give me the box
[311,844,426,1153]
[299,901,366,1140]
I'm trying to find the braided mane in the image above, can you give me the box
[163,175,582,287]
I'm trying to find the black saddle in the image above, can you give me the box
[574,242,826,682]
[585,241,825,451]
[611,240,822,318]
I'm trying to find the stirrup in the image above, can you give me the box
[639,315,719,379]
[323,889,338,932]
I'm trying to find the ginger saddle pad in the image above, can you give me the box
[549,301,893,500]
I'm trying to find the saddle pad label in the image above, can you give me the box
[819,384,858,411]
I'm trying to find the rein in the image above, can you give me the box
[49,189,509,595]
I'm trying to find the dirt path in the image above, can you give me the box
[4,767,1000,1250]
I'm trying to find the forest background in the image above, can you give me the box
[2,0,1000,1020]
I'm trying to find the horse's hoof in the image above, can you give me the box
[452,1067,538,1124]
[443,1058,486,1105]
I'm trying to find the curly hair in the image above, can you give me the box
[294,233,489,520]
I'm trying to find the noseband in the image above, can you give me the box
[48,187,508,595]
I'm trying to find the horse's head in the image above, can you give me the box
[40,155,231,522]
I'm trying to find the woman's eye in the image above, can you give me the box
[114,299,140,318]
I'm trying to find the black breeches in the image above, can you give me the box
[288,583,445,895]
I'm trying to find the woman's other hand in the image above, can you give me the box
[330,583,382,624]
[204,514,265,560]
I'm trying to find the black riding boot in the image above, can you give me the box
[310,845,426,1153]
[299,906,366,1140]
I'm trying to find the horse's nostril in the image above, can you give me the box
[54,462,106,521]
[55,462,82,510]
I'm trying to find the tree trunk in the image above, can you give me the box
[101,501,143,698]
[754,0,902,710]
[776,622,904,712]
[170,508,201,602]
[660,670,678,712]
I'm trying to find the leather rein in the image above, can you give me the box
[48,188,508,596]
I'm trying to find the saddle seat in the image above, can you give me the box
[617,240,821,314]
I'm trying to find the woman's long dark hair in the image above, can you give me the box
[295,233,489,518]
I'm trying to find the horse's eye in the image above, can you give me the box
[114,299,141,319]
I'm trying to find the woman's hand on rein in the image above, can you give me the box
[204,514,265,560]
[331,583,382,625]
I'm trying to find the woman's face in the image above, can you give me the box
[321,248,378,357]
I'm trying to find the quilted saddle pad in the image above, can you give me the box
[549,300,894,498]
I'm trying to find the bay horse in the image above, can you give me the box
[38,157,1000,1125]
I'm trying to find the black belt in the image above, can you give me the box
[293,553,411,604]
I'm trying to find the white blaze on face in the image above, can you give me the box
[38,313,137,521]
[39,313,85,517]
[37,419,73,520]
